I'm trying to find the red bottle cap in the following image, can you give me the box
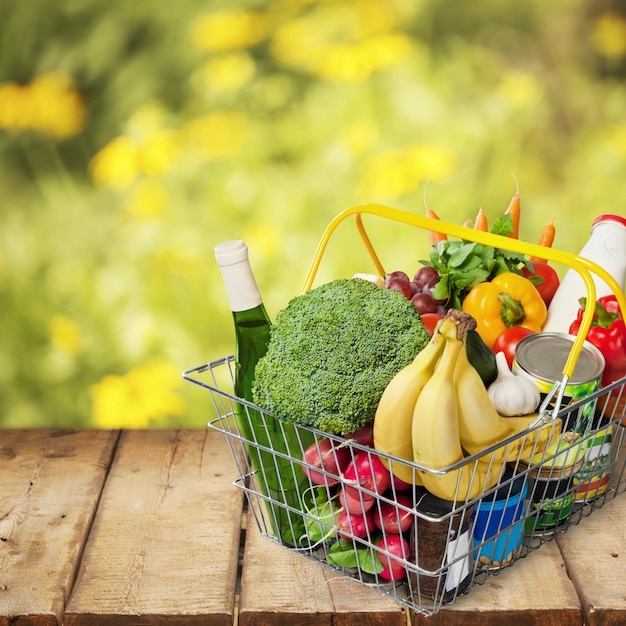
[592,214,626,229]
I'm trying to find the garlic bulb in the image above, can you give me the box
[488,351,540,416]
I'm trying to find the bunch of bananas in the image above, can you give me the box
[373,310,561,501]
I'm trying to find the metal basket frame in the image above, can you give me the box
[184,204,626,616]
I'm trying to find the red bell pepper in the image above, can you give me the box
[569,295,626,386]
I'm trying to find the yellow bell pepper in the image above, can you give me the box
[461,272,547,348]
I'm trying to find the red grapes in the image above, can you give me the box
[385,267,447,315]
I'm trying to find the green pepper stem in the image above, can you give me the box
[498,292,526,326]
[578,297,621,328]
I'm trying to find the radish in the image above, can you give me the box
[391,474,412,492]
[339,485,375,515]
[376,534,409,581]
[343,421,375,448]
[336,505,376,541]
[373,493,414,534]
[342,451,391,502]
[302,438,351,487]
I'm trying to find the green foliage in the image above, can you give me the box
[252,278,430,435]
[426,214,531,309]
[2,0,626,426]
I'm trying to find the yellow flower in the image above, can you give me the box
[180,111,248,161]
[124,180,168,219]
[360,143,457,200]
[190,10,269,52]
[591,11,626,59]
[90,136,141,191]
[90,358,185,428]
[49,315,82,357]
[270,0,411,81]
[315,34,413,82]
[32,73,86,138]
[0,72,85,138]
[139,129,180,177]
[89,103,182,190]
[198,52,257,93]
[0,83,37,131]
[497,71,544,109]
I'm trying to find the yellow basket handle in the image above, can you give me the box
[301,203,626,382]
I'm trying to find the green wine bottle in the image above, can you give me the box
[214,240,314,547]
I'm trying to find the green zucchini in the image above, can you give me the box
[466,329,497,387]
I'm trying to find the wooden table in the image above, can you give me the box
[1,429,626,626]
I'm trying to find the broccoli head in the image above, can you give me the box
[252,277,430,435]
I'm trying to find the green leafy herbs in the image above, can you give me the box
[302,487,382,576]
[423,214,531,310]
[326,539,382,575]
[304,493,336,543]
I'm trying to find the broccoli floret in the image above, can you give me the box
[252,277,430,435]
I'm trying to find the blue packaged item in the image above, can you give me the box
[473,470,527,570]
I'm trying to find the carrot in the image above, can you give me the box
[505,171,521,239]
[474,207,488,232]
[529,217,556,263]
[424,183,447,247]
[463,218,473,229]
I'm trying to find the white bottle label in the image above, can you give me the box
[445,529,471,592]
[215,240,263,312]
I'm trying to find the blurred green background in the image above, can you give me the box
[2,0,626,428]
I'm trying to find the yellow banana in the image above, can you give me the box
[412,314,502,501]
[373,325,446,484]
[450,324,561,465]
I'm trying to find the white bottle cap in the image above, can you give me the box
[214,240,249,267]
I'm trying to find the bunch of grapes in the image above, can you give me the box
[384,267,447,315]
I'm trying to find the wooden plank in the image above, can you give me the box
[412,541,583,626]
[238,509,407,626]
[64,429,244,626]
[557,493,626,626]
[0,429,118,626]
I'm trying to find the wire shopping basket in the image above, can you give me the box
[184,204,626,617]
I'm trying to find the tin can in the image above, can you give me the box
[522,449,585,535]
[571,425,613,501]
[513,332,610,500]
[473,469,527,570]
[512,332,605,430]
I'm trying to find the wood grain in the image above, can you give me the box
[63,429,243,626]
[238,508,407,626]
[557,493,626,626]
[0,429,118,626]
[412,541,583,626]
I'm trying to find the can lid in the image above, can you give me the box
[592,214,626,229]
[480,468,527,506]
[514,332,605,384]
[215,240,248,266]
[415,487,474,518]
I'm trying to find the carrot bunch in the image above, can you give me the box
[423,176,557,263]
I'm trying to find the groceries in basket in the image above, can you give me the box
[188,198,626,617]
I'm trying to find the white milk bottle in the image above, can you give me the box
[543,214,626,334]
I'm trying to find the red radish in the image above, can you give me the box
[336,506,376,540]
[343,421,374,448]
[391,474,412,492]
[373,493,414,534]
[339,485,375,515]
[342,451,391,502]
[376,534,409,581]
[302,438,350,487]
